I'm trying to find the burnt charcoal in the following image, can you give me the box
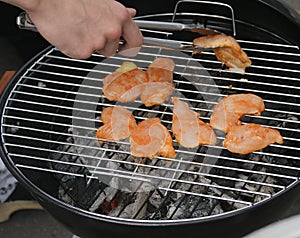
[150,204,169,220]
[77,179,108,210]
[220,200,234,212]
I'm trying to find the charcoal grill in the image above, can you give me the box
[0,0,300,237]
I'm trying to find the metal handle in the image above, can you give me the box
[16,13,189,32]
[16,12,215,35]
[16,12,195,51]
[142,37,193,50]
[135,20,187,31]
[16,12,38,32]
[136,20,219,35]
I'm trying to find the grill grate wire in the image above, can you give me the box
[1,6,300,220]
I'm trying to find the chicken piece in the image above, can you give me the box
[210,94,265,133]
[102,62,148,103]
[96,106,136,141]
[130,118,176,159]
[146,57,175,84]
[140,82,174,107]
[193,34,242,51]
[141,58,175,107]
[193,34,252,74]
[171,97,216,148]
[213,47,252,74]
[223,123,283,154]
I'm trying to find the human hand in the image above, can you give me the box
[19,0,143,58]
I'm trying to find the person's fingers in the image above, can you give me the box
[85,5,140,58]
[126,8,136,18]
[96,38,120,57]
[118,19,143,57]
[60,42,95,59]
[118,46,142,57]
[95,23,122,57]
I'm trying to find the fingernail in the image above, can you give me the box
[118,47,141,57]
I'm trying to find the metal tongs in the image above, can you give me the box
[135,19,219,51]
[16,12,219,51]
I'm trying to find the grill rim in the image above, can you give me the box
[0,41,299,224]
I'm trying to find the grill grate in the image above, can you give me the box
[1,7,300,221]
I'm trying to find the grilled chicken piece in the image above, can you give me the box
[193,34,252,74]
[130,118,176,159]
[193,34,242,51]
[223,123,283,154]
[141,57,175,107]
[102,62,148,102]
[213,47,252,74]
[140,82,174,107]
[96,106,136,141]
[172,97,216,148]
[210,94,265,133]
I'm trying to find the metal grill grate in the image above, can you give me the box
[1,7,300,221]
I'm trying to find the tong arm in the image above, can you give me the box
[17,12,218,35]
[142,37,195,51]
[135,20,191,31]
[16,12,214,51]
[135,20,219,35]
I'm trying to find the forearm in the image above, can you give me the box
[1,0,40,11]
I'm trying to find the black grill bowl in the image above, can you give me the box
[1,0,300,238]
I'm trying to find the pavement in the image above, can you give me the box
[0,1,299,238]
[0,208,73,238]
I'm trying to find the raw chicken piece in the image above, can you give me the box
[171,97,216,148]
[130,118,176,159]
[96,106,136,141]
[210,94,265,133]
[193,34,252,74]
[141,58,175,107]
[223,123,283,154]
[102,62,148,102]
